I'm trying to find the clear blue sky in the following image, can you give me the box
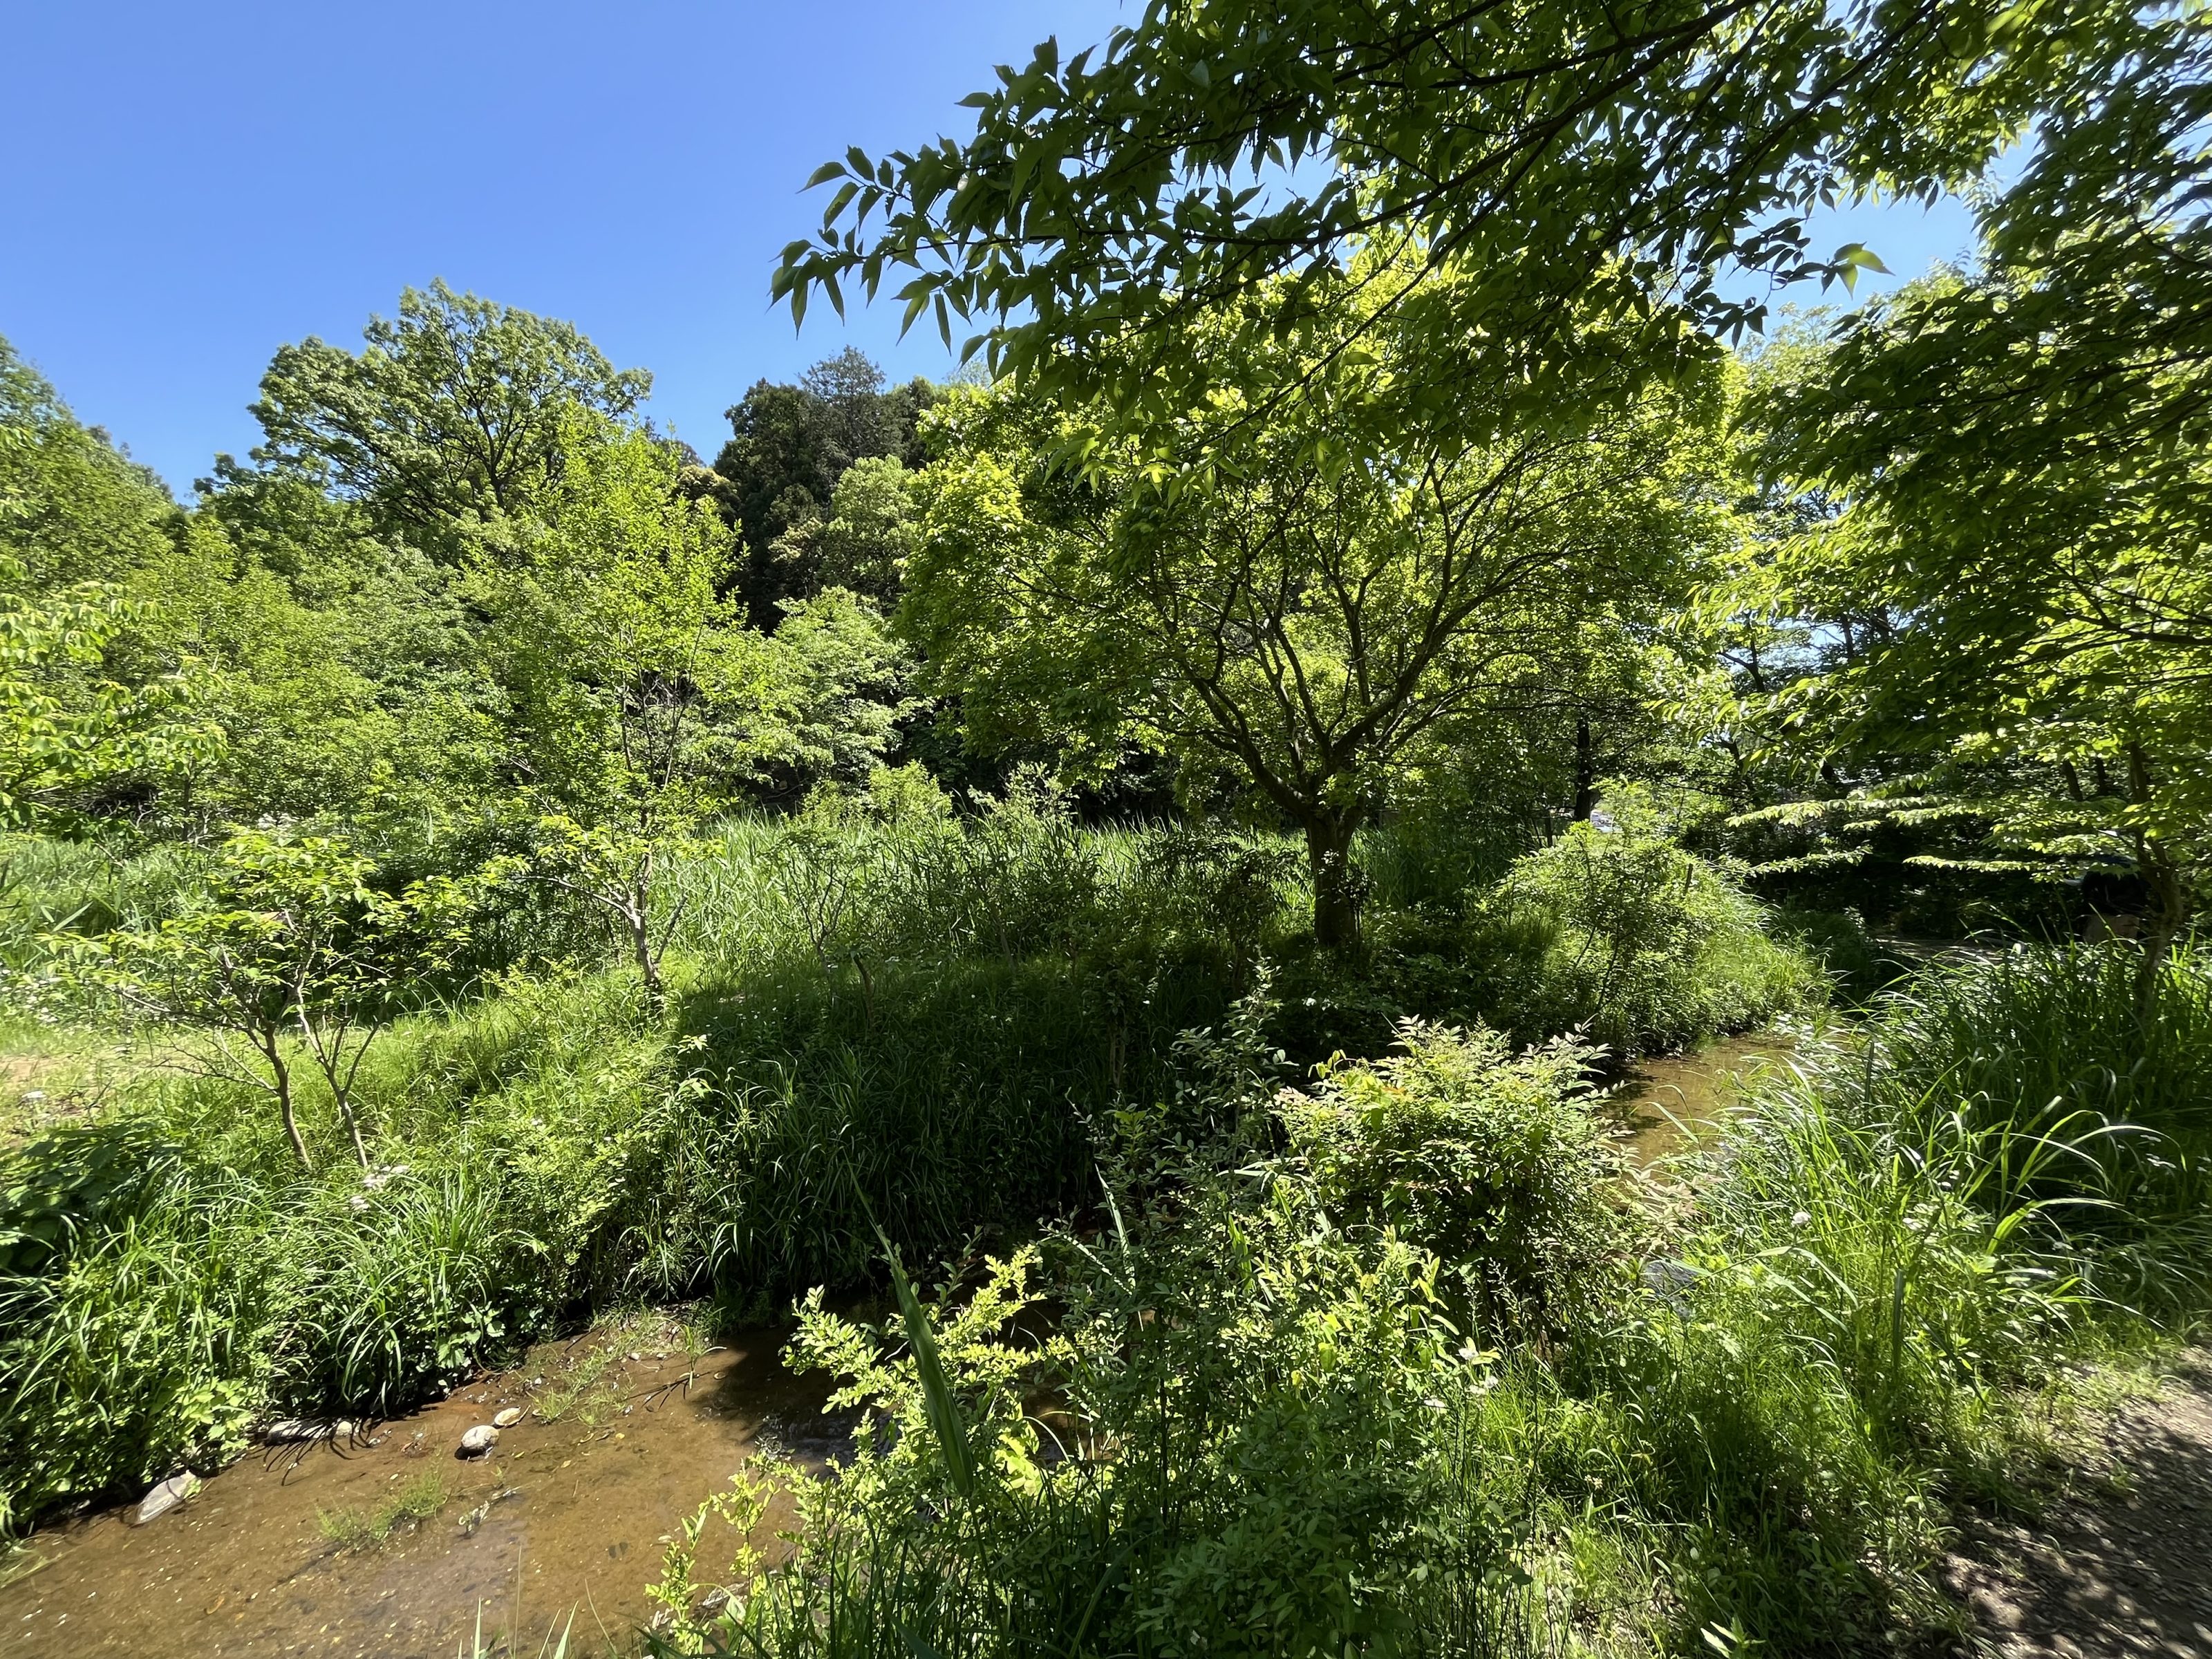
[5,1,1977,496]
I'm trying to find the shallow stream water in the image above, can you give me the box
[1605,1031,1796,1168]
[1,1322,846,1658]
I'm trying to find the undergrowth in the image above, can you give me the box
[643,941,2212,1658]
[0,796,1808,1535]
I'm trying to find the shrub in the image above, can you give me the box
[655,1213,1531,1659]
[1481,801,1816,1053]
[1279,1020,1629,1337]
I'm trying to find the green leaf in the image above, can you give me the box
[877,1227,977,1499]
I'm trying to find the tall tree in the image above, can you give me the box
[903,272,1730,949]
[250,280,650,559]
[708,350,937,624]
[1,335,178,590]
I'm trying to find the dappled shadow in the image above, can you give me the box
[1945,1354,2212,1658]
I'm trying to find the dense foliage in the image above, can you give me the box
[2,1,2209,1649]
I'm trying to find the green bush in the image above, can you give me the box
[644,944,2212,1658]
[1479,805,1817,1054]
[659,1209,1532,1658]
[1280,1020,1629,1337]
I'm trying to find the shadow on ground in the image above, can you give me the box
[1946,1353,2212,1658]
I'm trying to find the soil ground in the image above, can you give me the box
[1945,1353,2212,1658]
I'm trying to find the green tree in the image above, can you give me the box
[771,586,919,796]
[472,418,786,1002]
[1747,37,2212,950]
[803,455,919,604]
[904,274,1730,949]
[707,350,938,624]
[0,558,206,832]
[86,832,471,1170]
[129,512,500,834]
[250,281,651,559]
[0,335,178,590]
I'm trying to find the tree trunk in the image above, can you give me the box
[1571,717,1597,822]
[2126,743,2191,1018]
[2133,845,2190,1019]
[1304,812,1365,953]
[267,1040,312,1172]
[627,905,664,1007]
[339,1097,371,1170]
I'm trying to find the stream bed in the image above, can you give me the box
[1,1318,845,1658]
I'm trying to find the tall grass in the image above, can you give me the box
[0,800,1813,1535]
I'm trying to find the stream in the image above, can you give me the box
[1,1318,846,1658]
[1606,1031,1795,1167]
[0,1035,1788,1657]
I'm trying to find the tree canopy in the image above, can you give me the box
[249,279,652,559]
[903,267,1732,946]
[1743,22,2212,944]
[773,0,2180,434]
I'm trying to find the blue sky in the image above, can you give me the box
[6,1,1977,495]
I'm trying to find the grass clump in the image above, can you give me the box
[317,1470,449,1550]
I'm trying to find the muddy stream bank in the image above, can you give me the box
[1,1038,1786,1658]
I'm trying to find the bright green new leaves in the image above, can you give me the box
[774,0,2158,433]
[0,344,209,829]
[84,832,475,1171]
[1746,20,2212,939]
[252,281,651,559]
[1,336,178,589]
[470,418,785,1001]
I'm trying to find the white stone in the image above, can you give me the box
[129,1472,200,1526]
